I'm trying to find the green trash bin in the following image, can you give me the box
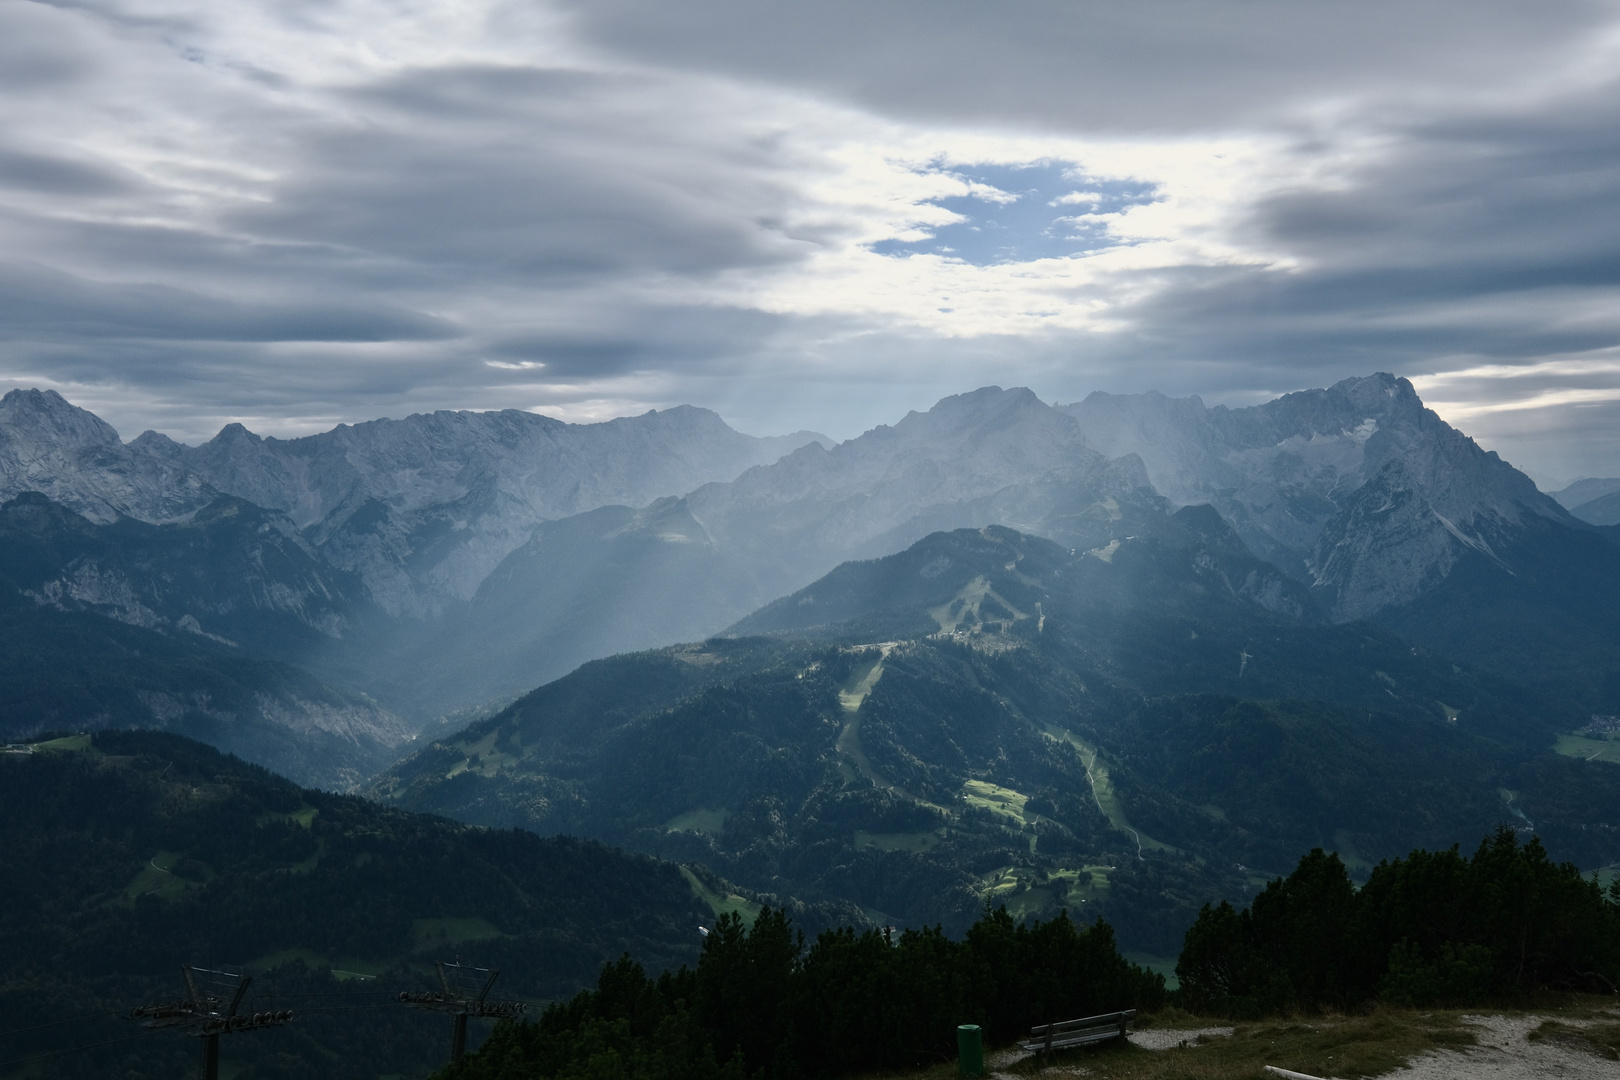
[957,1024,984,1078]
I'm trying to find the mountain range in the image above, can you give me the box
[5,372,1620,964]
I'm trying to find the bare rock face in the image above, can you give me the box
[1066,373,1575,620]
[0,389,219,523]
[161,405,829,617]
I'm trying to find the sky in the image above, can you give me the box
[4,1,1620,484]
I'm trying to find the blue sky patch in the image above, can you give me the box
[871,162,1159,266]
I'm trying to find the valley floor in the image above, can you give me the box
[871,1001,1620,1080]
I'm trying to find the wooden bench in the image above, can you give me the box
[1018,1009,1135,1054]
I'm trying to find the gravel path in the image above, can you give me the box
[982,1013,1617,1078]
[1379,1013,1616,1080]
[1127,1025,1234,1051]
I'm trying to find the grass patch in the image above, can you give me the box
[666,808,728,834]
[247,948,392,980]
[839,654,886,712]
[31,734,92,753]
[977,864,1117,921]
[1043,728,1175,854]
[411,917,506,951]
[444,728,524,779]
[1556,733,1620,765]
[680,866,761,926]
[963,780,1030,826]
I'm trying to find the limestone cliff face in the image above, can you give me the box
[0,389,219,523]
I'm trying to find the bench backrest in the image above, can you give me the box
[1028,1009,1136,1037]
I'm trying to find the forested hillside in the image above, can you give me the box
[0,732,712,1078]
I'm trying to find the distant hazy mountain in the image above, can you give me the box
[141,406,828,617]
[1569,488,1620,526]
[1551,476,1620,512]
[8,374,1620,760]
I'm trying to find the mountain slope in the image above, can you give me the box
[1067,373,1620,713]
[0,583,410,789]
[0,490,376,662]
[373,525,1618,955]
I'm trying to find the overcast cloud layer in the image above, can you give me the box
[4,0,1620,483]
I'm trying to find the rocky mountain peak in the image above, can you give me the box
[1062,372,1566,591]
[0,387,219,524]
[0,387,122,448]
[129,430,185,459]
[214,422,262,443]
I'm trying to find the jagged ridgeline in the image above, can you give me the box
[375,523,1620,957]
[0,732,713,1079]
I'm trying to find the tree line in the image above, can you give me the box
[439,906,1164,1080]
[1176,825,1620,1014]
[442,827,1620,1079]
